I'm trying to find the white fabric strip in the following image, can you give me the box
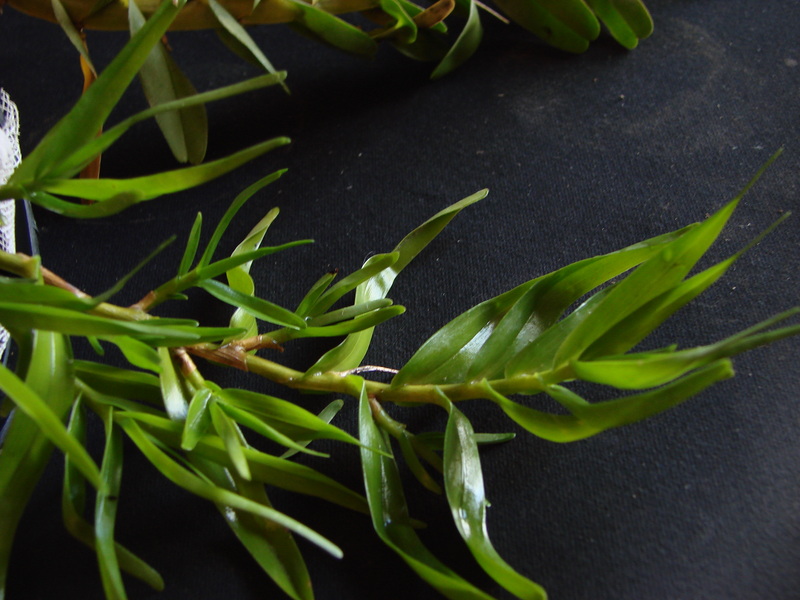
[0,89,20,356]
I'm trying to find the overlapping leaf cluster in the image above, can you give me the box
[1,6,799,600]
[1,159,798,599]
[7,0,653,163]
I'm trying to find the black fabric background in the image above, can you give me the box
[1,1,799,598]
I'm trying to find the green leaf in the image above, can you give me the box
[118,417,343,558]
[584,0,653,49]
[0,331,76,595]
[306,253,400,317]
[92,236,177,306]
[373,0,418,44]
[0,277,96,310]
[103,336,162,373]
[218,388,361,447]
[483,361,734,442]
[550,197,742,368]
[49,73,287,179]
[190,456,314,600]
[307,190,486,374]
[157,347,190,421]
[227,207,281,338]
[358,380,498,600]
[430,0,482,79]
[199,172,287,268]
[571,309,800,389]
[369,399,442,493]
[210,400,252,480]
[74,361,162,405]
[51,0,97,76]
[286,0,378,56]
[290,306,405,342]
[199,279,306,330]
[534,0,601,40]
[208,0,289,93]
[218,401,329,458]
[95,410,126,600]
[61,400,165,591]
[179,213,204,276]
[182,387,213,451]
[295,271,337,318]
[306,299,395,327]
[0,361,101,489]
[128,410,368,513]
[490,0,591,53]
[279,399,345,459]
[393,224,690,386]
[0,302,240,344]
[35,137,290,203]
[8,0,186,183]
[443,397,546,599]
[129,0,207,164]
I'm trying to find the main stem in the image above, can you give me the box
[0,250,565,405]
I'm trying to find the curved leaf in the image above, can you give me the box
[358,381,498,600]
[307,190,486,374]
[443,397,546,599]
[119,418,343,558]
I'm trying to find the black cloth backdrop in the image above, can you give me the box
[1,1,799,598]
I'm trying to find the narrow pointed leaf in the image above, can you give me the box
[51,0,97,76]
[227,208,281,337]
[104,336,162,373]
[0,362,101,488]
[210,400,252,480]
[208,0,288,93]
[295,271,337,318]
[119,418,343,558]
[306,252,399,317]
[95,410,126,600]
[551,197,741,366]
[218,388,361,447]
[63,401,164,591]
[430,0,482,79]
[0,331,75,594]
[157,347,189,421]
[9,0,186,182]
[280,399,345,459]
[181,387,213,451]
[199,279,306,330]
[219,401,329,458]
[287,0,378,56]
[52,73,286,179]
[484,361,733,442]
[191,456,314,600]
[308,190,486,373]
[199,171,287,268]
[393,224,689,386]
[179,213,203,276]
[572,309,800,389]
[127,411,368,513]
[491,0,590,53]
[290,306,405,342]
[584,0,652,49]
[37,138,290,202]
[0,302,238,343]
[358,381,498,600]
[74,361,162,405]
[306,299,394,327]
[443,397,546,599]
[129,0,207,164]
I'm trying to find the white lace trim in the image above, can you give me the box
[0,89,20,355]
